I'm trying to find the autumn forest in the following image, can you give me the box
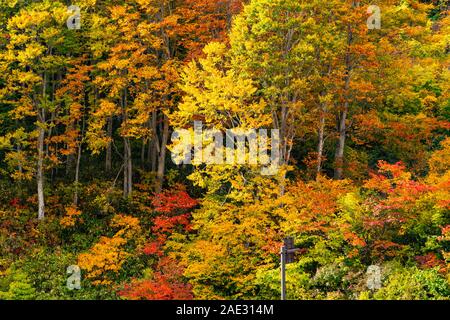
[0,0,449,300]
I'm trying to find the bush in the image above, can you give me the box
[374,266,450,300]
[1,248,117,300]
[0,271,36,300]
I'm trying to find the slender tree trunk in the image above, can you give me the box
[73,115,86,206]
[279,105,287,197]
[122,86,132,198]
[334,25,353,180]
[37,73,47,220]
[106,116,113,172]
[66,152,75,175]
[149,111,158,173]
[46,111,55,157]
[141,139,146,168]
[122,137,132,198]
[17,145,23,174]
[317,106,325,176]
[334,108,347,180]
[123,139,128,197]
[37,124,45,220]
[148,138,154,172]
[73,142,82,206]
[127,138,132,196]
[155,114,169,193]
[15,119,23,174]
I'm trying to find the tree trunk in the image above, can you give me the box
[37,73,47,220]
[106,116,113,172]
[334,24,353,180]
[73,115,85,206]
[155,114,169,193]
[123,137,132,197]
[73,141,82,206]
[148,111,158,173]
[317,107,325,176]
[17,145,23,174]
[127,142,132,196]
[37,124,45,220]
[141,139,146,168]
[123,140,128,197]
[122,86,132,198]
[334,108,347,180]
[66,152,75,175]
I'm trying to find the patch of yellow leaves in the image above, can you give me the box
[78,235,129,286]
[77,214,141,285]
[60,205,83,228]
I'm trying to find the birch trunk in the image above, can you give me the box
[37,124,45,220]
[317,107,325,176]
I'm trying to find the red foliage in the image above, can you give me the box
[372,240,405,258]
[150,189,197,243]
[152,214,191,233]
[151,190,198,214]
[363,161,435,231]
[174,0,244,60]
[142,242,162,257]
[9,198,26,209]
[415,253,446,271]
[119,257,193,300]
[119,189,198,300]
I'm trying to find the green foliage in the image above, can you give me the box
[374,265,450,300]
[0,271,36,300]
[0,248,117,300]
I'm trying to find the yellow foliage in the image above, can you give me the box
[428,137,450,176]
[111,214,141,239]
[77,214,141,285]
[78,235,129,286]
[60,205,83,228]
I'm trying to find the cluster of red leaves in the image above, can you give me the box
[149,189,197,245]
[142,241,162,257]
[363,161,433,230]
[415,253,446,272]
[438,225,450,241]
[352,112,450,173]
[174,0,243,60]
[9,198,27,210]
[141,190,197,256]
[120,189,198,300]
[151,190,198,214]
[118,257,193,300]
[371,240,405,258]
[152,214,191,243]
[362,161,448,260]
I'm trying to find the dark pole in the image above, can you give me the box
[280,244,286,300]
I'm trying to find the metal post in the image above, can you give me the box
[280,245,286,300]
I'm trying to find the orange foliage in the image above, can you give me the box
[78,214,141,285]
[119,257,193,300]
[119,189,197,299]
[60,205,83,228]
[78,235,129,286]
